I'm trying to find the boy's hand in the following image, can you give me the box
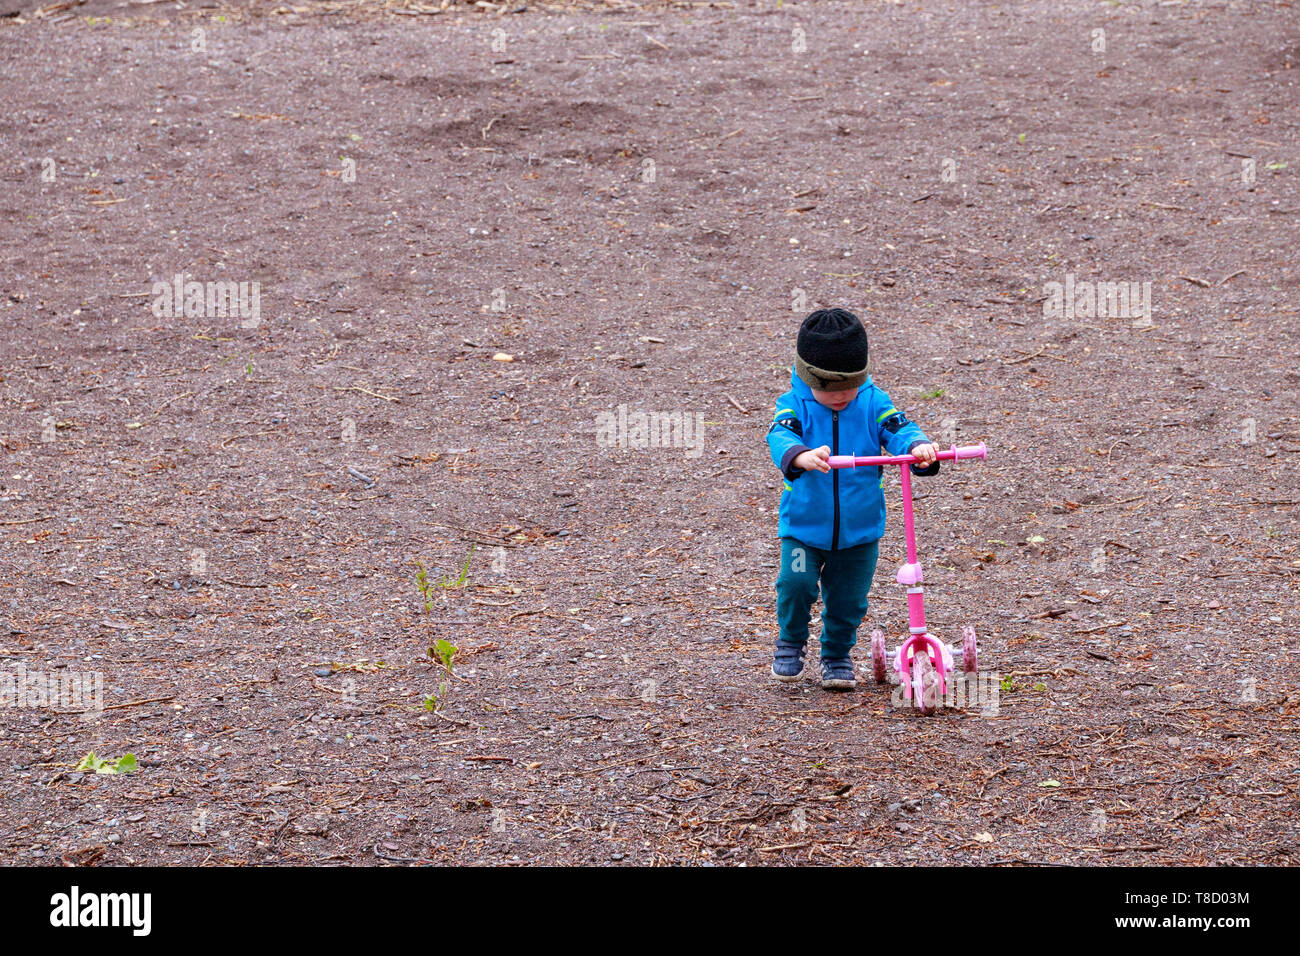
[910,442,938,468]
[794,446,831,473]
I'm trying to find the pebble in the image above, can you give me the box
[314,667,333,677]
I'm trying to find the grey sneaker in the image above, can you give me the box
[771,640,806,682]
[820,656,856,690]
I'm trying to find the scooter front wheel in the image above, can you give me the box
[910,648,941,716]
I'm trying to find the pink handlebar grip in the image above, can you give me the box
[827,442,987,469]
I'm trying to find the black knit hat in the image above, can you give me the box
[795,308,869,391]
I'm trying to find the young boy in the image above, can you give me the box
[765,308,940,690]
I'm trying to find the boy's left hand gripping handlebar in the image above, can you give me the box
[827,442,988,469]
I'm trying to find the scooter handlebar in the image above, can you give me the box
[827,442,987,469]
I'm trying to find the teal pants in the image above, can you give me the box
[776,536,880,659]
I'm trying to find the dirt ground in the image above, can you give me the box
[1,0,1297,866]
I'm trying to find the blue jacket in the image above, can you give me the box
[766,369,935,551]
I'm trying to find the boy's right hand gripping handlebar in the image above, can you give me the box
[827,442,987,469]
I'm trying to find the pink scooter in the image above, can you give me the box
[827,442,988,714]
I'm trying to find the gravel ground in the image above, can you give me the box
[1,0,1297,865]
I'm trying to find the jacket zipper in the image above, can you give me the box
[831,410,840,551]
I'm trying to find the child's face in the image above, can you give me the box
[810,386,859,411]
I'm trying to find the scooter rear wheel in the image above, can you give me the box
[871,630,888,684]
[962,625,978,674]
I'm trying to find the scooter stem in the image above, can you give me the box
[899,461,918,565]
